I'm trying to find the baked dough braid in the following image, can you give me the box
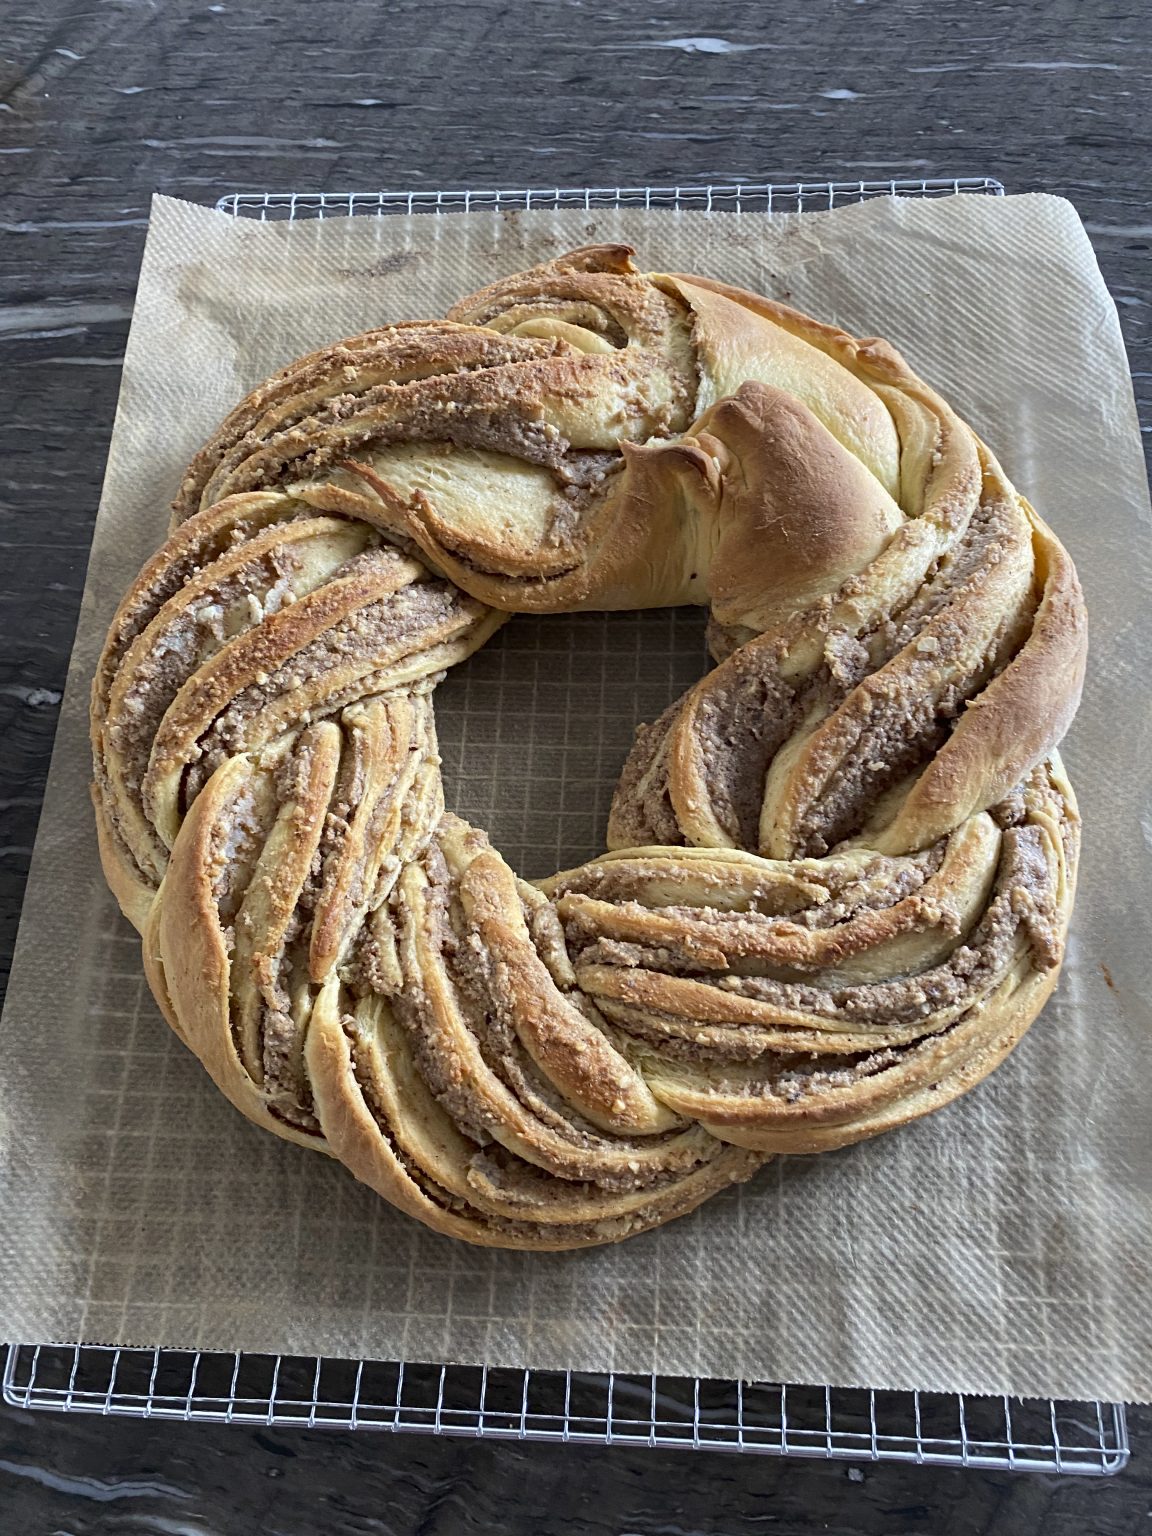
[91,244,1086,1249]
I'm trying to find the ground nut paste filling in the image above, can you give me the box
[91,244,1086,1250]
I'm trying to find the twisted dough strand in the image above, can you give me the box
[92,244,1086,1248]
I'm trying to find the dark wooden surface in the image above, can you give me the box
[2,1,1149,1530]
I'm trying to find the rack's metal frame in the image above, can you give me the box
[214,175,1005,219]
[2,1345,1130,1475]
[5,176,1129,1478]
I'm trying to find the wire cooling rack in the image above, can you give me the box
[3,1346,1129,1474]
[5,176,1128,1478]
[214,175,1005,219]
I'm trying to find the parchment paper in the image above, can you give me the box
[3,192,1150,1403]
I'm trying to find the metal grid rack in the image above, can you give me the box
[3,1346,1130,1474]
[5,176,1128,1478]
[214,175,1004,220]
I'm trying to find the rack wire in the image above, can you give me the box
[214,175,1005,220]
[3,1346,1129,1474]
[6,175,1128,1478]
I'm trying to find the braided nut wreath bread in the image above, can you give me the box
[91,244,1086,1250]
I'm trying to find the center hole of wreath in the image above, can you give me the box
[434,605,712,881]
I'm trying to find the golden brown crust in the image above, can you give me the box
[157,754,326,1152]
[91,244,1086,1249]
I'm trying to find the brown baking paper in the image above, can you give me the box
[3,192,1150,1402]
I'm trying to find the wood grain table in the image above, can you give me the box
[1,2,1149,1530]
